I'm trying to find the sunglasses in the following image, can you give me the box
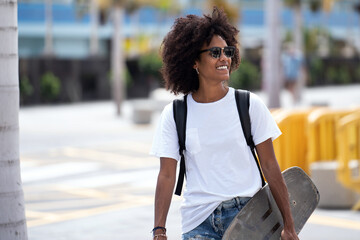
[199,46,236,59]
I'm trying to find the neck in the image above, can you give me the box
[192,83,229,103]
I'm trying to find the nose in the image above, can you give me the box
[219,49,229,61]
[219,49,230,61]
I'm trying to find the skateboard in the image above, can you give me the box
[222,167,320,240]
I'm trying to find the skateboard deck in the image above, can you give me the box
[222,167,320,240]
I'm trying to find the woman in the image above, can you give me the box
[150,7,299,240]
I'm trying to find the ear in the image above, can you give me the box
[193,59,199,69]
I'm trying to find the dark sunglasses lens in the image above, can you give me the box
[224,47,235,57]
[210,48,221,58]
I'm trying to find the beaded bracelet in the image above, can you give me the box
[152,226,166,232]
[153,233,167,240]
[151,226,166,238]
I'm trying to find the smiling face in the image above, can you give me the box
[194,35,233,86]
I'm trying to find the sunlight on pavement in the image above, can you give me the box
[308,214,360,231]
[26,194,156,228]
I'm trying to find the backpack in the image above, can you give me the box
[172,89,266,196]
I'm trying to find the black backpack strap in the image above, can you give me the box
[235,90,266,187]
[173,95,187,196]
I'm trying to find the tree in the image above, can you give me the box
[90,0,100,56]
[283,0,305,103]
[0,0,28,239]
[96,0,179,115]
[74,0,100,55]
[206,0,240,25]
[263,0,282,108]
[44,0,54,56]
[284,0,303,53]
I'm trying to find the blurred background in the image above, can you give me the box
[11,0,360,239]
[18,0,360,108]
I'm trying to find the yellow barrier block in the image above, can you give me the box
[272,107,359,177]
[272,109,313,173]
[307,109,357,166]
[337,111,360,194]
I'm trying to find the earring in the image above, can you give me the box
[195,68,199,74]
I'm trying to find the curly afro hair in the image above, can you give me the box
[160,7,240,95]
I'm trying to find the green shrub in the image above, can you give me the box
[229,60,260,90]
[40,71,61,101]
[325,66,351,85]
[139,51,163,84]
[19,75,34,105]
[20,75,34,97]
[108,67,132,87]
[308,57,324,85]
[125,67,132,86]
[355,66,360,83]
[337,67,351,84]
[326,67,337,84]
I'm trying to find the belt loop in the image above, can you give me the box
[217,202,223,211]
[235,196,240,206]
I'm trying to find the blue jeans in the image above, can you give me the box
[182,196,251,240]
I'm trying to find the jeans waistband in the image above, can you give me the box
[217,196,252,210]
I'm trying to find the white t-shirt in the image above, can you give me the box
[150,87,281,234]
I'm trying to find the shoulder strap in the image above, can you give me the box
[235,90,266,187]
[173,95,187,196]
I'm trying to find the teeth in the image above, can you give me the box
[217,66,227,70]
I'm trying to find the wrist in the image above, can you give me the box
[153,229,166,235]
[153,233,167,239]
[283,221,295,231]
[152,226,166,237]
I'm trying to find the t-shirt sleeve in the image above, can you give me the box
[249,93,282,146]
[149,102,180,161]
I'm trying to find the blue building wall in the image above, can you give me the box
[18,2,360,59]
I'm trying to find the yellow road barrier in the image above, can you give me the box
[273,109,313,173]
[337,111,360,209]
[307,109,356,166]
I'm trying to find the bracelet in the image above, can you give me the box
[151,226,166,234]
[153,233,167,240]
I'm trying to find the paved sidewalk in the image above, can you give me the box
[20,85,360,240]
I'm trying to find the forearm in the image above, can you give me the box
[154,173,176,228]
[262,161,294,230]
[152,157,177,239]
[256,139,298,239]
